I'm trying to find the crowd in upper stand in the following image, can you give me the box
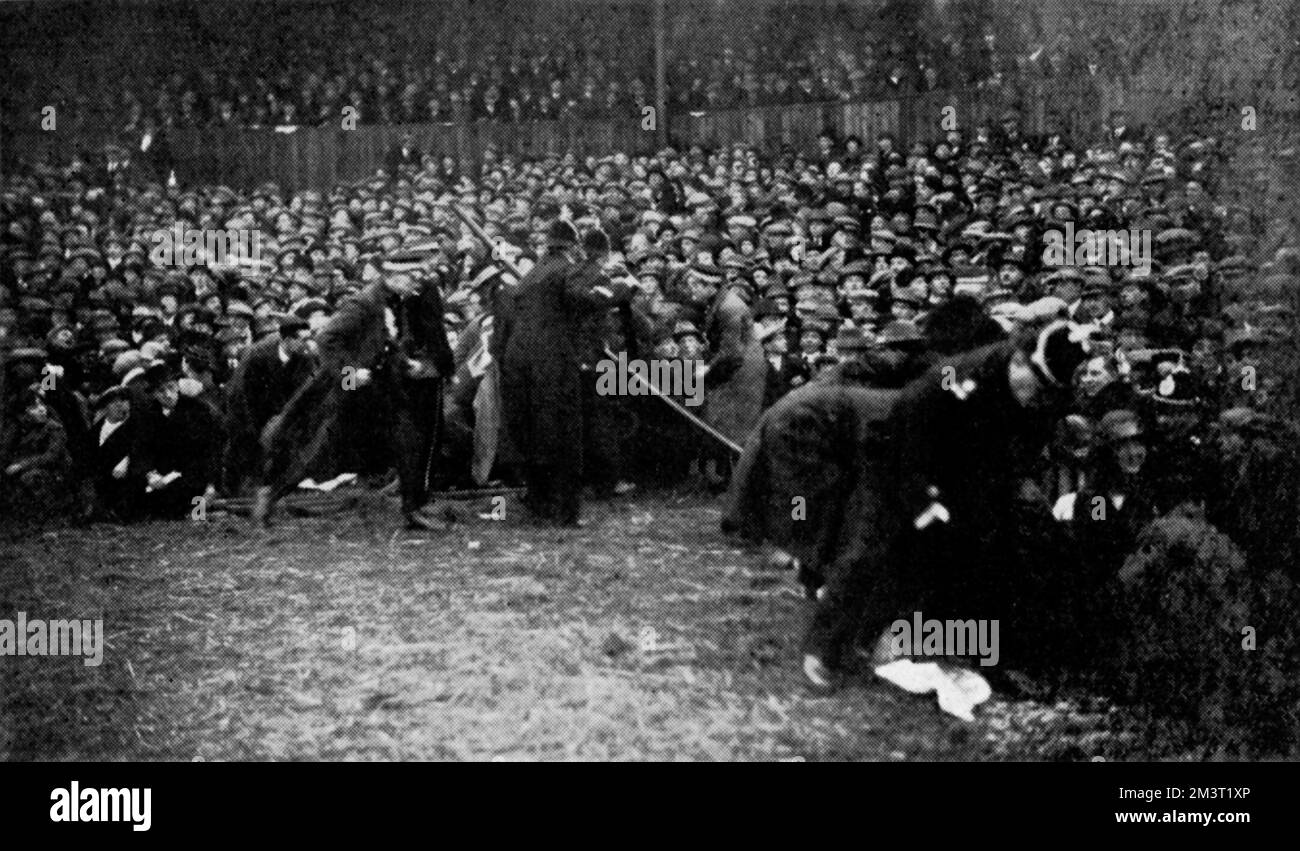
[2,0,1294,133]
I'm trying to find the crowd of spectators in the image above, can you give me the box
[2,93,1298,550]
[3,0,1294,134]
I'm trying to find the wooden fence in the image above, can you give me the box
[4,79,1294,192]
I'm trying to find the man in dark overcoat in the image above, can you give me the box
[499,220,628,525]
[802,320,1089,687]
[254,253,454,530]
[723,325,928,596]
[222,315,314,494]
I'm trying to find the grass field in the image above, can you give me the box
[1,489,1171,761]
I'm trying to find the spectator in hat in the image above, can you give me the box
[132,361,221,518]
[89,386,144,521]
[759,319,807,407]
[673,320,705,361]
[1051,408,1158,658]
[1076,354,1136,418]
[796,322,827,366]
[689,259,767,482]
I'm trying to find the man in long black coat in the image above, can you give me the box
[222,316,315,494]
[255,256,454,530]
[500,220,628,525]
[802,321,1089,686]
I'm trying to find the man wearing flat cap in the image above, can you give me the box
[255,247,454,530]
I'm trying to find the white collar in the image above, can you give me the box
[99,417,125,445]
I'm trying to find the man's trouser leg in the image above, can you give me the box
[391,379,441,514]
[551,460,583,525]
[522,464,550,518]
[803,526,901,670]
[802,480,911,670]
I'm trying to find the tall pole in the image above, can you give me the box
[654,0,668,149]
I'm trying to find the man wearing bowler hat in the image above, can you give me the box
[500,219,630,526]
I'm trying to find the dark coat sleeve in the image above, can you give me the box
[316,290,380,374]
[889,363,960,523]
[12,420,69,471]
[705,291,752,386]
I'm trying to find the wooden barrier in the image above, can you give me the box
[4,80,1295,192]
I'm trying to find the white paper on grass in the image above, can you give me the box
[873,659,993,722]
[296,473,357,493]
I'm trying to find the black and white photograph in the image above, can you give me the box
[0,0,1298,806]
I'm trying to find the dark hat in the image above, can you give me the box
[93,385,131,408]
[278,314,309,335]
[1026,320,1089,388]
[889,241,918,263]
[582,229,611,255]
[142,359,179,387]
[546,220,580,248]
[877,319,925,348]
[1154,227,1198,259]
[292,297,330,319]
[913,208,940,232]
[832,323,874,352]
[838,258,874,282]
[688,261,725,285]
[1145,361,1200,406]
